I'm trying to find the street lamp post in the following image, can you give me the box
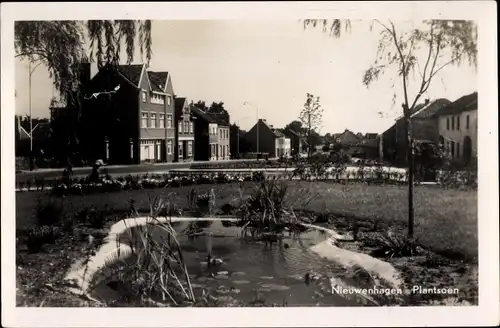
[28,60,44,171]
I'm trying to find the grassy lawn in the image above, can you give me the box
[16,181,477,260]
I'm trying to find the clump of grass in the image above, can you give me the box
[25,225,61,254]
[88,195,195,306]
[365,229,422,258]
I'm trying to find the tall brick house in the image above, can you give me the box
[81,63,176,164]
[174,97,195,162]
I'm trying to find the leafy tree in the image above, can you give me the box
[283,120,305,136]
[194,100,208,111]
[303,19,477,238]
[207,101,227,114]
[299,93,324,159]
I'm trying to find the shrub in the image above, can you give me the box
[365,229,422,258]
[34,197,66,226]
[25,225,61,253]
[87,205,110,229]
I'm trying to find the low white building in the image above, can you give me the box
[435,92,477,165]
[275,134,291,158]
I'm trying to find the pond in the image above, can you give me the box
[89,220,370,306]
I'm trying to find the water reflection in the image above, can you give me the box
[93,220,359,306]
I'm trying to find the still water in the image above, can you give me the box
[91,220,363,306]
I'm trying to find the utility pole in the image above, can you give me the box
[28,60,43,171]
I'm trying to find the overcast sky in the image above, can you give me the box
[15,20,477,134]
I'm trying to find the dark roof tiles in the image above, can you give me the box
[116,64,144,86]
[148,71,169,92]
[434,92,478,116]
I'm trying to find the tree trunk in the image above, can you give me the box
[308,113,312,161]
[403,105,415,238]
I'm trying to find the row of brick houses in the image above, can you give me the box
[380,92,478,166]
[50,63,231,165]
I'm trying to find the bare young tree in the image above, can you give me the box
[303,19,477,238]
[299,93,324,159]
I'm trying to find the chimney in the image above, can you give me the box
[425,99,430,105]
[77,62,91,88]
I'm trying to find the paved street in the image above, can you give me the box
[15,159,268,183]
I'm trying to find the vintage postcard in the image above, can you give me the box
[1,1,498,327]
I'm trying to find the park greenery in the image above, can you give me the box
[303,19,478,238]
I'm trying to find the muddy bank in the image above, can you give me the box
[317,213,478,306]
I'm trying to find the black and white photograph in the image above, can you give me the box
[1,1,498,327]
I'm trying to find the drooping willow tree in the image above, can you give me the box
[303,19,477,238]
[15,20,152,164]
[15,20,152,103]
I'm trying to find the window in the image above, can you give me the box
[150,113,156,128]
[178,122,183,133]
[451,116,455,130]
[466,115,470,129]
[178,142,183,157]
[167,140,173,155]
[159,114,165,128]
[167,114,173,128]
[457,116,460,131]
[187,141,193,156]
[457,142,460,157]
[446,117,450,130]
[167,96,172,106]
[189,122,193,134]
[142,91,147,103]
[451,141,455,157]
[184,121,189,134]
[141,112,148,128]
[151,93,165,105]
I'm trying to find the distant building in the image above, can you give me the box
[331,129,379,159]
[190,105,230,161]
[174,97,195,162]
[286,129,309,155]
[380,98,451,165]
[246,119,291,158]
[434,92,478,165]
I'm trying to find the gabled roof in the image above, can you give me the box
[412,98,451,118]
[116,64,144,87]
[256,119,286,138]
[335,129,360,146]
[434,92,478,116]
[148,71,169,93]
